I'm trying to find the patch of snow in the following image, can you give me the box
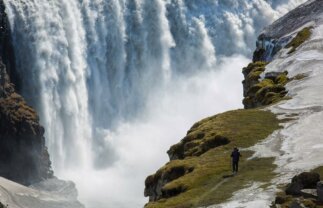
[207,183,276,208]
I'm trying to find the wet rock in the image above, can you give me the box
[286,181,304,195]
[0,61,52,185]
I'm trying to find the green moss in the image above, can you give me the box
[145,109,281,208]
[311,166,323,176]
[286,27,312,54]
[243,65,290,108]
[0,93,38,122]
[256,79,275,88]
[242,61,267,77]
[275,72,289,85]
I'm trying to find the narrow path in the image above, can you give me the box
[195,175,233,207]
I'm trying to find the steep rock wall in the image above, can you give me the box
[0,0,52,185]
[0,60,53,185]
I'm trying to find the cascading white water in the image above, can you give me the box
[3,0,307,207]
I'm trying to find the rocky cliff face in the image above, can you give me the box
[0,60,53,185]
[0,0,52,185]
[0,0,19,90]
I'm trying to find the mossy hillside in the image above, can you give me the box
[145,109,281,208]
[285,27,312,54]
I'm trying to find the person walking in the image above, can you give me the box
[231,147,241,174]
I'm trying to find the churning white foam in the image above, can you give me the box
[2,0,308,207]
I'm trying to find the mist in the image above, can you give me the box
[58,55,248,208]
[2,0,309,207]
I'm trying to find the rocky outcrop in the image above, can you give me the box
[144,164,194,202]
[167,132,229,161]
[242,62,289,109]
[242,26,313,109]
[0,0,52,185]
[0,61,52,185]
[285,172,320,195]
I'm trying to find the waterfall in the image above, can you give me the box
[3,0,307,207]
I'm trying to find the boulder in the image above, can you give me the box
[286,181,303,195]
[286,172,320,195]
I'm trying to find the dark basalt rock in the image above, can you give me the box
[0,0,20,91]
[285,172,320,195]
[0,60,53,185]
[0,0,52,185]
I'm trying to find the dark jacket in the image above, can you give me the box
[231,150,241,162]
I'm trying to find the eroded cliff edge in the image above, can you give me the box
[144,0,323,207]
[0,0,52,185]
[0,61,53,185]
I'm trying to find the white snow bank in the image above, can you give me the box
[208,183,276,208]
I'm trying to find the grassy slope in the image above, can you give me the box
[146,109,281,208]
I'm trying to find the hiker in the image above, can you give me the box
[231,147,241,174]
